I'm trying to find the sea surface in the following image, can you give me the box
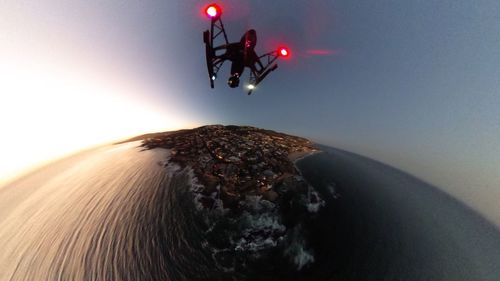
[0,142,215,281]
[0,142,499,280]
[296,146,500,281]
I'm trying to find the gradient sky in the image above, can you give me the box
[1,1,500,224]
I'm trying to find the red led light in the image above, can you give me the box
[279,47,289,57]
[205,4,221,18]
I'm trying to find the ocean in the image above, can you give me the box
[0,142,499,280]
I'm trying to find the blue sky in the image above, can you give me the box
[1,0,500,224]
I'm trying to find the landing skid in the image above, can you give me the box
[203,15,229,90]
[203,31,215,88]
[247,51,280,95]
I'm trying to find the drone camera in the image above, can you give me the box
[228,74,240,88]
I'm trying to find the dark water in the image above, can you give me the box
[0,143,313,281]
[1,143,500,281]
[296,147,500,281]
[0,143,215,281]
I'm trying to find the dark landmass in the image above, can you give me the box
[115,131,178,144]
[139,125,320,210]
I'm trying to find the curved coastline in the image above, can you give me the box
[295,147,500,281]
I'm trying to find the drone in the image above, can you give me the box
[202,3,290,95]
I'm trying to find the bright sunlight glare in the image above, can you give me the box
[0,60,188,185]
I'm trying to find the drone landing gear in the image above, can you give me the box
[203,31,215,88]
[203,13,229,90]
[247,52,280,95]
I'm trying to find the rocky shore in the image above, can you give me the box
[138,125,325,271]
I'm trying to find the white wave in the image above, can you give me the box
[241,211,286,234]
[284,233,315,270]
[240,195,275,211]
[234,210,286,252]
[307,201,322,213]
[234,236,279,252]
[282,223,316,270]
[327,183,340,199]
[293,154,326,213]
[184,168,230,214]
[289,243,315,270]
[305,186,325,213]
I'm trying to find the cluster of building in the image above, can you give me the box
[142,125,317,208]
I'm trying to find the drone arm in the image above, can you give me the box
[209,17,229,47]
[255,58,264,73]
[248,50,280,85]
[247,63,278,95]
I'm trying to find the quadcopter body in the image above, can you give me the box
[203,4,289,95]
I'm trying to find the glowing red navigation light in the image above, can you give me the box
[279,47,289,57]
[205,4,220,18]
